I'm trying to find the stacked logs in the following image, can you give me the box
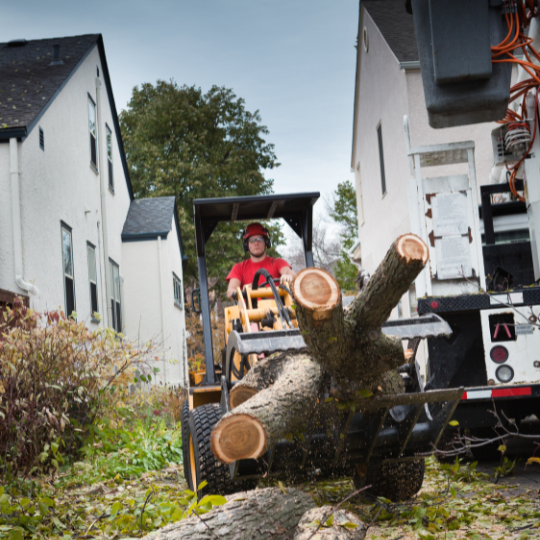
[211,234,429,464]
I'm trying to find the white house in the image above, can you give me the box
[122,198,188,386]
[351,1,505,317]
[0,34,188,386]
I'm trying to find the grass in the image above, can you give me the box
[2,407,540,540]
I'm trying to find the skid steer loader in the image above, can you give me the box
[182,192,463,501]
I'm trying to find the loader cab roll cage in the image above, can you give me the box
[193,192,320,385]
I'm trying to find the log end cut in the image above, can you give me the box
[211,413,267,464]
[396,233,429,264]
[229,385,259,409]
[293,268,340,320]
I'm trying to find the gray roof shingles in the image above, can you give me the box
[362,0,418,63]
[122,197,176,237]
[0,35,99,131]
[122,197,186,260]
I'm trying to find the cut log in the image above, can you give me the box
[141,487,315,540]
[212,354,322,462]
[294,507,366,540]
[229,353,289,409]
[348,233,429,329]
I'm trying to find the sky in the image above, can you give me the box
[2,0,359,242]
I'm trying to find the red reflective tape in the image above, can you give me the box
[492,387,531,398]
[462,391,467,400]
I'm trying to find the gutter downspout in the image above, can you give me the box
[157,236,168,384]
[96,77,111,327]
[10,137,39,304]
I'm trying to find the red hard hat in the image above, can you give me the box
[243,223,268,240]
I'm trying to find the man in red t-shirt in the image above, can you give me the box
[226,223,295,299]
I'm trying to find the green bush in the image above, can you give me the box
[81,417,183,480]
[0,300,152,479]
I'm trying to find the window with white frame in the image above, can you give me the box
[173,273,183,308]
[106,124,114,192]
[88,96,98,169]
[109,260,122,332]
[61,223,76,318]
[87,243,99,318]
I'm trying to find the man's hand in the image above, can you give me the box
[280,274,294,286]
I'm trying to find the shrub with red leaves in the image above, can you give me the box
[0,300,151,478]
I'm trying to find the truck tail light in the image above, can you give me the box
[490,345,509,363]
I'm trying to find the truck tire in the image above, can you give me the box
[181,400,195,491]
[353,459,425,502]
[188,403,257,496]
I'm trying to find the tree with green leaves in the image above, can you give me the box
[119,81,283,297]
[330,180,359,291]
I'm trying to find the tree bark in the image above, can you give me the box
[229,353,290,409]
[142,488,367,540]
[212,354,322,463]
[211,234,428,464]
[141,488,315,540]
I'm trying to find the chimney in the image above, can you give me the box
[49,44,64,66]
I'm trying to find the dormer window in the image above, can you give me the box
[39,127,44,151]
[88,96,98,171]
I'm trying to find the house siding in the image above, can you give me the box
[7,45,131,323]
[122,217,188,387]
[352,9,410,278]
[0,145,15,295]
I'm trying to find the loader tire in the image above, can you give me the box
[353,459,425,502]
[181,400,194,491]
[188,403,257,496]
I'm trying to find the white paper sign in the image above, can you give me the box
[516,324,534,335]
[435,235,472,279]
[432,192,469,237]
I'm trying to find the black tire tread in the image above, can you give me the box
[190,403,256,495]
[180,400,194,490]
[354,459,425,502]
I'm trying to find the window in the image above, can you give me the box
[173,273,183,309]
[88,96,97,170]
[61,223,76,318]
[106,124,114,191]
[87,243,99,317]
[96,66,99,78]
[39,127,44,151]
[377,123,387,196]
[109,260,122,332]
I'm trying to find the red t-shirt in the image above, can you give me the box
[226,257,290,288]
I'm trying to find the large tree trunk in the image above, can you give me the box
[142,488,366,540]
[228,353,291,410]
[211,234,428,464]
[212,354,322,463]
[294,233,428,388]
